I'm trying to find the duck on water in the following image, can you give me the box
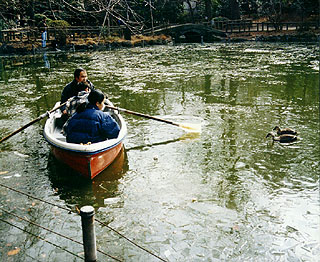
[266,132,298,143]
[273,126,298,135]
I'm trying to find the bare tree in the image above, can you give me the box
[60,0,146,33]
[185,0,196,23]
[256,0,284,29]
[220,0,240,20]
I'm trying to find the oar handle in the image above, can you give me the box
[106,105,180,127]
[0,101,67,144]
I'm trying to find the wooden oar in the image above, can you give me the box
[0,101,67,144]
[106,105,201,133]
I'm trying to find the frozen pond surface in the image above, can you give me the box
[0,42,319,261]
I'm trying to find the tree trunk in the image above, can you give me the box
[229,0,240,20]
[204,0,212,21]
[221,0,240,20]
[149,0,154,36]
[186,0,195,23]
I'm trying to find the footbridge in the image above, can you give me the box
[152,23,227,43]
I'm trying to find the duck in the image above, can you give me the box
[273,126,297,135]
[266,132,297,143]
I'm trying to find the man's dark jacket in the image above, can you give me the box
[60,80,94,111]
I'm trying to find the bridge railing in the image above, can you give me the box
[142,23,176,35]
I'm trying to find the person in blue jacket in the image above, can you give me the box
[65,89,120,144]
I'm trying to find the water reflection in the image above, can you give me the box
[126,132,200,151]
[43,52,50,69]
[47,147,128,209]
[0,43,319,261]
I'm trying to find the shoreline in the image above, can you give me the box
[0,31,319,56]
[226,30,319,43]
[0,34,172,56]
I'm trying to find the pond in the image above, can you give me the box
[0,42,319,261]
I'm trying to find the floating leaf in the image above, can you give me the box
[8,247,20,256]
[0,171,9,175]
[233,224,240,231]
[13,151,29,158]
[286,225,298,233]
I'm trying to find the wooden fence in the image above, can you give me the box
[213,21,319,33]
[1,21,319,44]
[0,25,127,43]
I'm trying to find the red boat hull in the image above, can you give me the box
[51,142,123,179]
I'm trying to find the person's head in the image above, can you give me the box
[74,68,87,83]
[88,89,105,110]
[77,81,90,92]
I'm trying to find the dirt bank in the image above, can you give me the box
[0,34,171,56]
[227,30,320,43]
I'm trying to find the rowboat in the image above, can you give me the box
[43,101,127,179]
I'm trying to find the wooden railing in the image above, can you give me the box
[213,21,319,33]
[1,21,319,43]
[0,25,128,43]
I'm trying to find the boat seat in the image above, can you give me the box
[53,129,67,142]
[56,137,66,142]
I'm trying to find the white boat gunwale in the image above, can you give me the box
[43,102,127,154]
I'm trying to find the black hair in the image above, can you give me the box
[77,81,90,92]
[76,89,105,113]
[74,68,86,79]
[88,89,105,105]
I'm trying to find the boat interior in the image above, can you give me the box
[50,106,123,143]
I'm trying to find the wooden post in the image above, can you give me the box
[80,206,97,262]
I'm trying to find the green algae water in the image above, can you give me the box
[0,42,319,261]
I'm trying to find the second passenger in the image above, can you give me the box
[65,89,120,144]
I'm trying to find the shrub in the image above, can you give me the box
[48,20,70,46]
[35,14,47,23]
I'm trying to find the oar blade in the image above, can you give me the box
[178,123,202,133]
